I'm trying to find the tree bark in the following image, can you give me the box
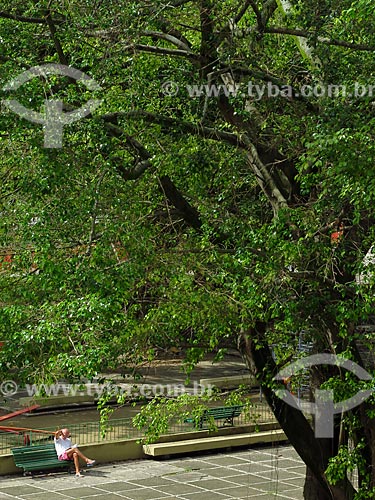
[238,325,357,499]
[159,175,202,231]
[304,468,332,500]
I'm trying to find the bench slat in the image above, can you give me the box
[185,405,244,429]
[12,444,72,473]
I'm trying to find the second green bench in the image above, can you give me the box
[185,405,244,429]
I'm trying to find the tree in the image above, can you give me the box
[1,1,375,497]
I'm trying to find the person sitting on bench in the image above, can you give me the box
[54,428,95,477]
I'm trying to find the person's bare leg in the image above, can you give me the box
[67,447,94,464]
[72,452,80,475]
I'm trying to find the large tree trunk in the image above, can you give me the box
[238,325,357,500]
[304,468,332,500]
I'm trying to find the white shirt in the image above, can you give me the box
[54,436,72,457]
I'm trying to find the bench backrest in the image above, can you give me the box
[206,405,243,418]
[12,444,59,465]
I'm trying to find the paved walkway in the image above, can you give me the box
[0,444,304,499]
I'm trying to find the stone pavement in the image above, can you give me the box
[0,444,305,500]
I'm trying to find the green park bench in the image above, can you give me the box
[12,443,72,475]
[185,405,244,429]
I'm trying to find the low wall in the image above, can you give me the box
[0,438,144,475]
[0,422,282,476]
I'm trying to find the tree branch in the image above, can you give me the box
[122,43,201,62]
[243,137,289,215]
[141,31,191,52]
[0,10,63,24]
[0,11,43,23]
[233,0,252,25]
[159,175,202,231]
[264,26,375,52]
[248,0,264,31]
[101,120,153,181]
[155,17,193,50]
[220,0,276,45]
[261,0,278,24]
[45,10,69,66]
[116,110,245,148]
[199,0,217,71]
[108,109,290,215]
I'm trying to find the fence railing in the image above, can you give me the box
[0,400,276,455]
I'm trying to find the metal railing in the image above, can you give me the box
[0,400,276,455]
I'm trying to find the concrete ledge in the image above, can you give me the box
[143,429,287,457]
[18,394,98,408]
[200,375,258,389]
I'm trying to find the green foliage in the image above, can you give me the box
[326,443,362,484]
[132,392,219,444]
[326,440,371,498]
[0,0,375,495]
[131,388,255,444]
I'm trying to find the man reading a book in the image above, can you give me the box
[54,428,95,476]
